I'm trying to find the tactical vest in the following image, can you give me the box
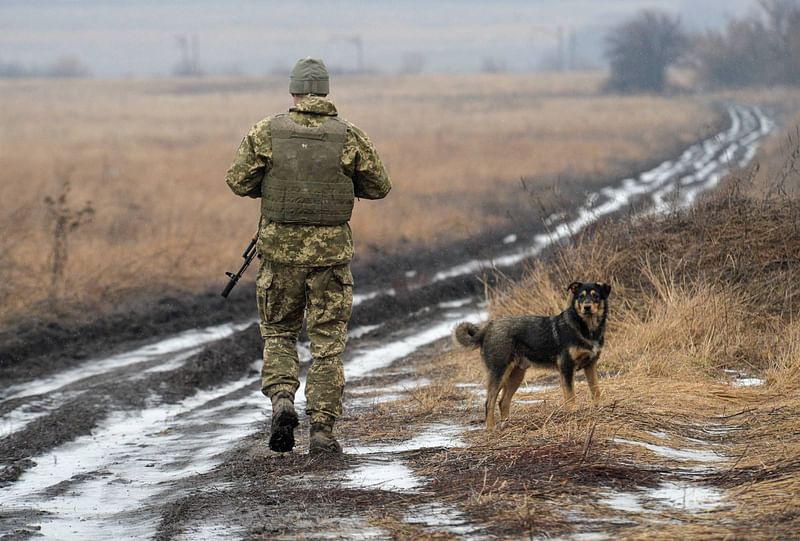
[261,114,354,225]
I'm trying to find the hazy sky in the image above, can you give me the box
[0,0,756,77]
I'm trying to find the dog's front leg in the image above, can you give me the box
[558,355,576,408]
[584,362,601,404]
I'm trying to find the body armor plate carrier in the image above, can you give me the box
[261,115,354,225]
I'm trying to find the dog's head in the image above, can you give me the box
[567,281,611,327]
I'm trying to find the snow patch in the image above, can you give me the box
[601,482,724,513]
[348,423,467,455]
[2,321,254,401]
[406,502,482,536]
[614,437,725,464]
[343,458,423,492]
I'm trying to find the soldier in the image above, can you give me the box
[225,58,391,455]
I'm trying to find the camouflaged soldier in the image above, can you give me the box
[226,58,391,455]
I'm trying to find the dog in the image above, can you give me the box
[453,281,611,429]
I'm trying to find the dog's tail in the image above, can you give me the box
[453,322,487,348]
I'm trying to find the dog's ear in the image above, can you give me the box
[596,282,612,298]
[567,281,582,294]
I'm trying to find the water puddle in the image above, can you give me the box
[649,481,725,511]
[405,502,484,537]
[601,481,725,514]
[343,458,423,492]
[272,519,388,541]
[349,323,383,338]
[723,370,765,387]
[348,423,467,455]
[613,437,725,464]
[732,377,764,387]
[438,297,474,309]
[173,522,247,541]
[140,347,204,374]
[344,308,487,380]
[353,289,396,306]
[1,321,254,402]
[1,393,79,437]
[343,424,467,495]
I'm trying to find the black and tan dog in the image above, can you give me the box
[453,281,611,429]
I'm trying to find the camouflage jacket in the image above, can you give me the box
[226,96,391,266]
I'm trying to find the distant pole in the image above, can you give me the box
[176,35,189,73]
[329,34,364,73]
[352,35,364,73]
[191,34,200,74]
[557,26,564,71]
[568,27,576,71]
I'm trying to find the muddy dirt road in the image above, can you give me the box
[0,104,774,540]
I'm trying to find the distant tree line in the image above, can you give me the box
[0,55,91,79]
[692,0,800,87]
[605,0,800,93]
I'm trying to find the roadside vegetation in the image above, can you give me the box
[604,0,800,93]
[0,73,718,326]
[329,121,800,538]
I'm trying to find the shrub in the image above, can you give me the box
[604,10,687,93]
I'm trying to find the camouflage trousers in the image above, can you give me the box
[256,259,353,426]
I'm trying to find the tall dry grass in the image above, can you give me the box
[497,181,799,374]
[446,156,800,536]
[0,73,720,324]
[369,175,800,538]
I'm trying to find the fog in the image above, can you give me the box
[0,0,755,77]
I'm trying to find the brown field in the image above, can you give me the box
[0,73,721,323]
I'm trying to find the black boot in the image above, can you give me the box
[269,392,298,453]
[309,423,342,455]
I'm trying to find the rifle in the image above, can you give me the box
[221,235,258,298]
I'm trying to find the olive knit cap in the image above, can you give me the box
[289,57,330,95]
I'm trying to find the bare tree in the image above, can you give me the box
[46,56,91,78]
[43,176,94,297]
[759,0,800,84]
[604,10,687,93]
[691,0,800,87]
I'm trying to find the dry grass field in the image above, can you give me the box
[0,72,720,324]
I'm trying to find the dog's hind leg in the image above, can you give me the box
[584,363,601,403]
[485,380,500,430]
[498,365,525,423]
[485,364,514,430]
